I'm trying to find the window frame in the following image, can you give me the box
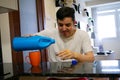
[92,3,120,40]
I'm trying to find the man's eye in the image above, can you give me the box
[66,24,71,27]
[59,24,63,27]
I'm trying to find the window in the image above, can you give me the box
[92,3,120,40]
[97,10,116,39]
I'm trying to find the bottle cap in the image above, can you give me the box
[72,60,78,65]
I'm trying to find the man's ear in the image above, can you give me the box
[74,21,77,26]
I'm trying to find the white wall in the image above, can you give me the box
[44,0,56,29]
[75,0,88,31]
[44,0,89,30]
[102,36,120,59]
[0,13,12,63]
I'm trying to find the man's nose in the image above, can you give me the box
[62,25,67,31]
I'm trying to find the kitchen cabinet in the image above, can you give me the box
[0,0,18,13]
[0,0,18,63]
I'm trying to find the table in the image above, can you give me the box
[1,60,120,80]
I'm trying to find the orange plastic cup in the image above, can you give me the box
[31,66,42,73]
[25,51,41,67]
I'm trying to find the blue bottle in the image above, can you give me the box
[12,36,55,51]
[98,44,104,52]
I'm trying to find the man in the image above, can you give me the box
[33,7,94,62]
[31,7,95,80]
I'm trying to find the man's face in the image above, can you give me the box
[57,17,76,38]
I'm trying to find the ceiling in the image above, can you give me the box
[84,0,120,7]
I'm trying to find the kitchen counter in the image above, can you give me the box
[95,51,116,60]
[1,60,120,80]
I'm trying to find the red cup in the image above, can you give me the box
[25,51,41,67]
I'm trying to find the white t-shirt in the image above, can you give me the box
[35,28,93,62]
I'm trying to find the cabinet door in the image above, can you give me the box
[36,0,48,62]
[0,0,18,10]
[0,63,3,79]
[9,11,23,64]
[0,34,3,63]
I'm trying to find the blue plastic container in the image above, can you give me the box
[12,36,55,51]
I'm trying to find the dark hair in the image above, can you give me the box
[56,7,75,21]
